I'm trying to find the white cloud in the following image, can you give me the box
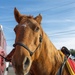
[67,25,75,30]
[51,37,75,50]
[43,19,75,23]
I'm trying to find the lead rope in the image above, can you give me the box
[0,54,6,60]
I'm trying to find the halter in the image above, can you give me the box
[13,35,42,56]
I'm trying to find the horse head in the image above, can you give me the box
[12,8,43,75]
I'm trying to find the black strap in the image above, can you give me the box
[0,54,9,61]
[13,35,42,56]
[56,56,68,75]
[0,54,6,59]
[13,42,42,56]
[13,43,33,56]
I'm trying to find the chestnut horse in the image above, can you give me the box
[12,8,70,75]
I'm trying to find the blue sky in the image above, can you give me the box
[0,0,75,54]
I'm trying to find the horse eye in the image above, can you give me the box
[34,27,39,32]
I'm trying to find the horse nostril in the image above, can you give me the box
[25,57,30,65]
[23,57,30,69]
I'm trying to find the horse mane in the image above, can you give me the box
[30,30,65,74]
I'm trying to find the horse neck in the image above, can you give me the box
[31,33,64,75]
[41,33,64,63]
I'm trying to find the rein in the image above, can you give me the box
[0,54,6,60]
[13,35,43,56]
[0,54,9,61]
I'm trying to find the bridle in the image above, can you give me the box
[13,35,43,56]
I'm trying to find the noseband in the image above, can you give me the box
[13,35,42,56]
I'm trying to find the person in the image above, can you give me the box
[61,46,71,57]
[4,62,9,75]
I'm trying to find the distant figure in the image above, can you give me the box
[61,46,71,57]
[4,62,9,75]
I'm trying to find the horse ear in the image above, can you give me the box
[34,14,42,24]
[14,8,22,23]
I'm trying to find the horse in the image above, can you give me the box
[11,8,70,75]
